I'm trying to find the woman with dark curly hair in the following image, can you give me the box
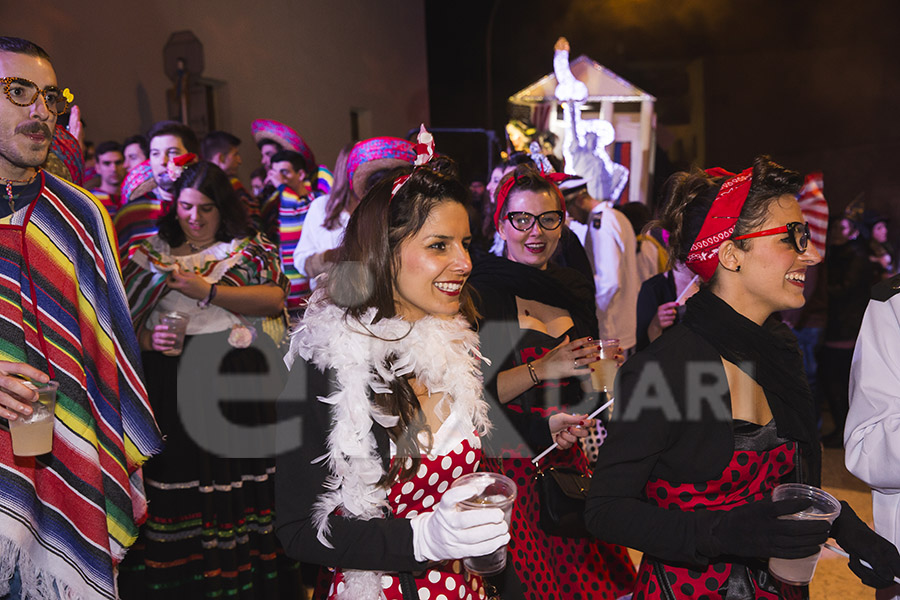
[119,160,293,598]
[586,156,900,599]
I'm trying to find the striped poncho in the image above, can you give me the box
[113,191,167,260]
[260,185,311,312]
[0,172,163,599]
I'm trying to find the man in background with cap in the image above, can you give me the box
[561,176,639,355]
[0,36,161,600]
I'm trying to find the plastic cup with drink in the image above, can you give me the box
[768,483,842,585]
[450,472,517,576]
[589,338,619,395]
[160,311,190,357]
[8,380,59,457]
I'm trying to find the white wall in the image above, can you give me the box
[2,0,429,175]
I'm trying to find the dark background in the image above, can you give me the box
[425,0,900,222]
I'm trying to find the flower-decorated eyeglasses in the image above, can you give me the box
[1,77,72,115]
[733,221,810,254]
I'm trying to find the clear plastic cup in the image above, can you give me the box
[450,472,517,576]
[589,338,619,394]
[8,380,59,457]
[160,311,190,356]
[768,483,842,585]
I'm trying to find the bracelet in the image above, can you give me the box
[526,360,540,386]
[198,283,217,308]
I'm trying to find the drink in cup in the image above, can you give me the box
[160,311,190,357]
[8,380,59,457]
[768,483,842,585]
[450,472,517,576]
[589,338,619,395]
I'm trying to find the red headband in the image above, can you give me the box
[493,171,567,229]
[684,167,753,281]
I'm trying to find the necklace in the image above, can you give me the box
[1,169,41,212]
[187,240,215,253]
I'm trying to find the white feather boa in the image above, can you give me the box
[286,289,491,600]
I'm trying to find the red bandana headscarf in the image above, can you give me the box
[685,167,754,281]
[492,171,568,229]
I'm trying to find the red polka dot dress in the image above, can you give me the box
[328,432,488,600]
[482,445,637,600]
[632,421,806,600]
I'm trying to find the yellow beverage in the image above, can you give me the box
[8,380,58,457]
[590,357,617,394]
[9,414,54,456]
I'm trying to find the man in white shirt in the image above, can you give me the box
[560,177,639,353]
[845,274,900,600]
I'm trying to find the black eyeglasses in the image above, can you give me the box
[505,210,564,232]
[733,221,811,254]
[1,77,71,115]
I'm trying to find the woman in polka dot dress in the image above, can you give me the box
[468,165,637,599]
[586,157,900,599]
[275,157,512,600]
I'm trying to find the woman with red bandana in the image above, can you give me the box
[586,156,900,599]
[468,163,636,600]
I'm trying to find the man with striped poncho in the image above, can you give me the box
[0,37,162,599]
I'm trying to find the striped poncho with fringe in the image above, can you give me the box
[0,172,163,600]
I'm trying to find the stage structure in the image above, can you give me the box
[509,55,656,205]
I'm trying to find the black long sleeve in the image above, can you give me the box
[585,327,734,565]
[274,360,430,572]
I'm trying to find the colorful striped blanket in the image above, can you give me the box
[0,172,162,600]
[112,191,167,260]
[89,189,123,220]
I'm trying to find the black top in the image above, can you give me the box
[469,254,599,453]
[825,238,878,341]
[635,271,677,351]
[586,324,739,565]
[0,176,42,219]
[274,361,429,571]
[586,290,819,566]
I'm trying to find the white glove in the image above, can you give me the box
[410,484,511,562]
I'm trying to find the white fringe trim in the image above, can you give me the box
[0,535,97,600]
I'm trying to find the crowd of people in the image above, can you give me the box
[2,33,900,600]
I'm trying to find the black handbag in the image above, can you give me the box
[533,464,592,538]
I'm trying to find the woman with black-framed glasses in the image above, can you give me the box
[467,163,636,600]
[586,155,900,598]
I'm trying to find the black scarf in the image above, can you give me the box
[469,253,599,338]
[682,288,822,485]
